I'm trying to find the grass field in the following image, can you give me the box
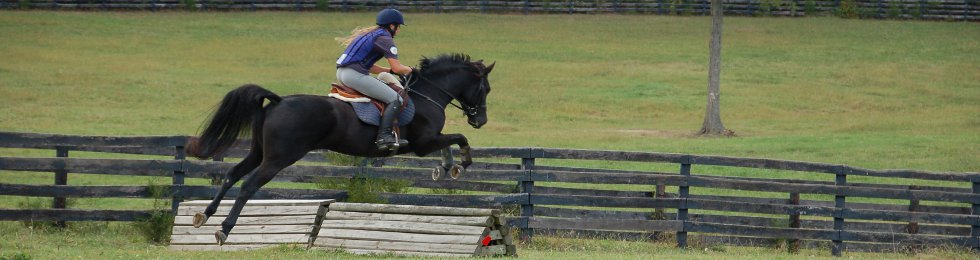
[0,11,978,259]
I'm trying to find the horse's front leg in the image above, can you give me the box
[414,133,472,179]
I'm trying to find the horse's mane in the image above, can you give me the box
[417,53,480,76]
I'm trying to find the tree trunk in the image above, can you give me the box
[699,0,731,136]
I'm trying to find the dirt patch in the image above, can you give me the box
[611,129,692,138]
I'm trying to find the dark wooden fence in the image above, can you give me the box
[1,0,977,21]
[1,131,978,255]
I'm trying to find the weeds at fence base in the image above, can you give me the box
[134,210,173,245]
[17,197,76,229]
[0,252,32,260]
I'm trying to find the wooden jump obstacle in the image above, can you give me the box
[311,202,516,257]
[170,199,333,251]
[169,200,515,257]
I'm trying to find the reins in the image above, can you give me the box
[403,70,485,117]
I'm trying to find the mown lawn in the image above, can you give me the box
[0,11,977,259]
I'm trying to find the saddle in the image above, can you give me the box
[327,73,415,127]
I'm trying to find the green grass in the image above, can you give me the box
[1,11,978,259]
[1,221,974,259]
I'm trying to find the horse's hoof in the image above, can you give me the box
[450,164,465,180]
[432,166,445,180]
[215,231,227,246]
[192,212,208,228]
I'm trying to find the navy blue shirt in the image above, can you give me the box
[336,28,399,75]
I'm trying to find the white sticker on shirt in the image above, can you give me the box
[389,47,398,55]
[336,54,347,64]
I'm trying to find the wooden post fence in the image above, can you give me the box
[519,156,535,243]
[171,145,185,213]
[832,169,847,256]
[972,180,980,252]
[789,192,801,253]
[677,160,691,249]
[53,146,69,228]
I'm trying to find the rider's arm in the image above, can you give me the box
[369,64,390,74]
[385,58,413,75]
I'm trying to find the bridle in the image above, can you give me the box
[403,69,487,117]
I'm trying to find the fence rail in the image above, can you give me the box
[0,0,977,21]
[1,131,978,255]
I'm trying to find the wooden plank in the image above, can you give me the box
[177,205,320,216]
[319,220,488,235]
[408,180,517,193]
[475,245,507,256]
[0,131,186,148]
[332,248,472,258]
[535,206,655,220]
[0,208,157,222]
[169,244,276,251]
[170,234,308,245]
[179,199,333,207]
[381,193,528,208]
[317,228,482,244]
[329,202,499,216]
[180,186,348,201]
[535,185,652,197]
[172,225,314,235]
[529,217,683,232]
[686,222,839,240]
[174,215,317,226]
[0,183,152,198]
[531,194,683,208]
[486,230,502,240]
[0,157,178,176]
[324,211,493,227]
[314,238,478,254]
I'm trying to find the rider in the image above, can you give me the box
[335,8,414,151]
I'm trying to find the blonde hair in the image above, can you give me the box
[335,26,381,47]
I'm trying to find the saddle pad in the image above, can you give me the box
[351,98,415,127]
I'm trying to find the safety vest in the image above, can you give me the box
[336,28,392,69]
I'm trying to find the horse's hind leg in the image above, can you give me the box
[213,162,285,245]
[192,150,261,228]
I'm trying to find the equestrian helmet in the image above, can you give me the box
[376,8,405,26]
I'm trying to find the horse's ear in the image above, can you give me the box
[485,62,496,74]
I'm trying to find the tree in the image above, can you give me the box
[698,0,733,136]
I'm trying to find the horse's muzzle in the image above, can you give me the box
[468,117,486,129]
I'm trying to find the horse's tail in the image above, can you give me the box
[186,84,282,159]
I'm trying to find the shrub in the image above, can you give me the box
[135,210,174,244]
[315,0,330,12]
[316,176,409,203]
[804,0,817,16]
[887,0,902,19]
[182,0,196,11]
[836,0,859,18]
[133,181,172,245]
[0,253,32,260]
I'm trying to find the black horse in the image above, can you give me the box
[184,54,494,244]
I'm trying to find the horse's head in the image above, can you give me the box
[416,54,494,129]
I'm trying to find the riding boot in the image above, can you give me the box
[376,99,403,151]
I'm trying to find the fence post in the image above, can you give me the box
[907,186,919,235]
[789,192,801,253]
[653,181,667,241]
[832,169,846,256]
[676,161,691,249]
[519,154,535,243]
[172,146,186,213]
[53,146,69,228]
[972,180,980,252]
